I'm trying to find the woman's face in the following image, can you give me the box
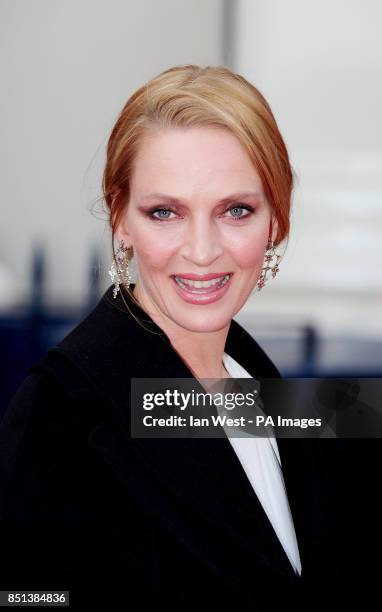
[117,126,278,333]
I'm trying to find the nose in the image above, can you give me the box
[180,214,224,266]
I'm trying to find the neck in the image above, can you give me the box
[132,283,231,379]
[168,326,231,379]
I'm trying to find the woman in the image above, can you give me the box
[0,65,335,609]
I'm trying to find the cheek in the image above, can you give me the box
[224,231,267,269]
[132,225,178,270]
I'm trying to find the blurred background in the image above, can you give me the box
[1,0,381,414]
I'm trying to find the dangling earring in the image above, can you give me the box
[109,240,131,299]
[256,238,281,291]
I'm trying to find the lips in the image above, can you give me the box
[173,274,231,292]
[171,272,233,305]
[173,272,232,281]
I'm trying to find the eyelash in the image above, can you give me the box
[147,204,255,222]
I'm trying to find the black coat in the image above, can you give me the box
[0,284,344,609]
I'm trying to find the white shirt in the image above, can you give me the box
[222,352,302,577]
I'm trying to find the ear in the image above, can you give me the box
[270,213,279,244]
[115,220,133,251]
[112,192,133,250]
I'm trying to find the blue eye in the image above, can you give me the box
[152,209,173,219]
[227,205,254,219]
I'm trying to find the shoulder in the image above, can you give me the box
[54,285,157,357]
[2,350,104,436]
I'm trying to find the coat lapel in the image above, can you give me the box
[47,284,315,584]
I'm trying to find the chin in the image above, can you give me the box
[172,310,233,334]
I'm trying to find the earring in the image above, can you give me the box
[256,238,281,291]
[109,240,131,299]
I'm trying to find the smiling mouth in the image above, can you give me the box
[172,274,233,293]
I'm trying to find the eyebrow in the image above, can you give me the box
[137,191,264,205]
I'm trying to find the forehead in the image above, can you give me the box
[130,126,264,197]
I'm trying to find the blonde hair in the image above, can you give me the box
[103,64,294,312]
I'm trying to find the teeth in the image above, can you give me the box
[174,274,231,291]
